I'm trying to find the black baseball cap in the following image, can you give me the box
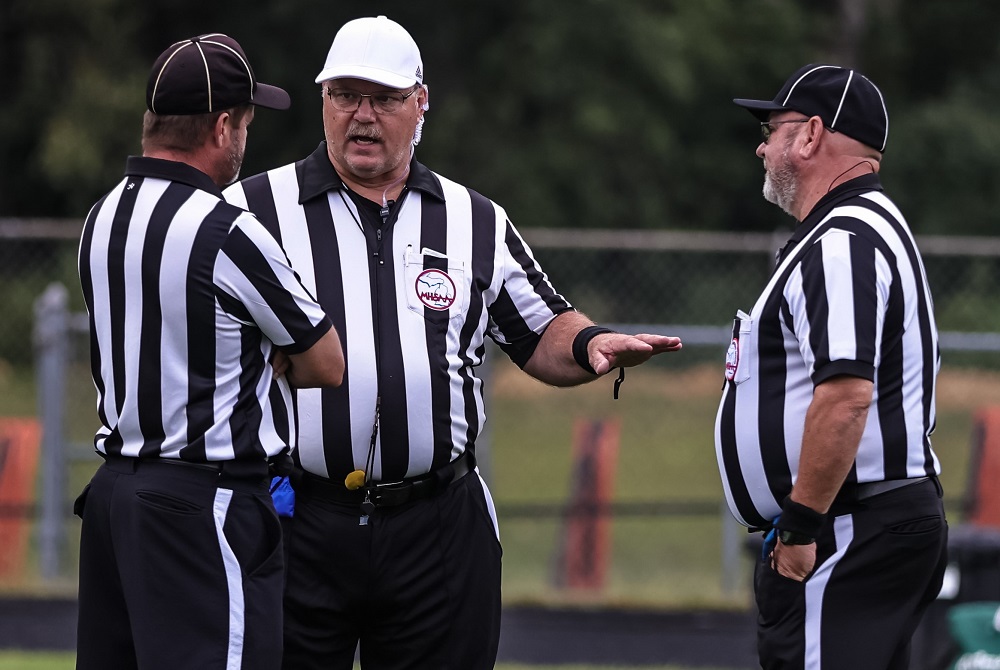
[734,64,888,153]
[146,33,290,115]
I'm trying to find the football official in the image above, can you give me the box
[715,64,947,668]
[225,15,682,670]
[75,34,344,670]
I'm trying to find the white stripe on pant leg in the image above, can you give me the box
[804,515,854,670]
[213,488,245,670]
[477,472,500,541]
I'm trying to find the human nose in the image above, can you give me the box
[353,95,377,119]
[755,142,766,159]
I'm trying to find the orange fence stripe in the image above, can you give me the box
[0,418,41,579]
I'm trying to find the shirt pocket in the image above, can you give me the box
[724,309,753,385]
[403,245,470,321]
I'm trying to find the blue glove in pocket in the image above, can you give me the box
[761,514,780,560]
[270,476,295,518]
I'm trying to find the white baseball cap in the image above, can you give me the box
[314,15,423,89]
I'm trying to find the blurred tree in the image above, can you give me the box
[863,0,1000,235]
[2,0,1000,237]
[0,0,144,216]
[415,0,819,232]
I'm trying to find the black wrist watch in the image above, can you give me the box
[778,530,816,546]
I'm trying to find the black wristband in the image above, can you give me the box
[775,496,826,539]
[778,529,815,545]
[572,326,615,375]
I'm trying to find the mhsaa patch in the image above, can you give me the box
[725,337,739,381]
[415,269,456,311]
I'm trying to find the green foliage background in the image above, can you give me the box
[4,0,1000,236]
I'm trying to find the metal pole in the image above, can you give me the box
[33,282,69,580]
[720,500,744,598]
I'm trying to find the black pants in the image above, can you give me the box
[75,458,284,670]
[755,478,948,669]
[282,471,502,670]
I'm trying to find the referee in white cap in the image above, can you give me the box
[716,64,947,668]
[75,34,344,670]
[225,15,683,670]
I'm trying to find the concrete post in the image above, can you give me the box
[33,283,69,580]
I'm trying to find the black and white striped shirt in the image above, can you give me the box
[225,142,571,482]
[79,157,333,463]
[714,174,941,528]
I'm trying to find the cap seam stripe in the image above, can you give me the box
[781,65,836,107]
[203,38,255,103]
[192,42,212,112]
[151,43,191,115]
[831,70,853,129]
[868,75,889,151]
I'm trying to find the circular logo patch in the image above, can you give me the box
[724,337,739,381]
[415,269,456,311]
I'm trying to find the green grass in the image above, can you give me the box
[0,652,73,670]
[0,355,985,609]
[486,356,976,607]
[0,653,728,670]
[489,359,741,607]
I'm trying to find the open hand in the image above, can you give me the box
[590,333,682,375]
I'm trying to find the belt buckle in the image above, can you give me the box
[371,481,411,508]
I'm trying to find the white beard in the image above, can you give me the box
[762,142,798,217]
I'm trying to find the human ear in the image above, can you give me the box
[213,113,231,147]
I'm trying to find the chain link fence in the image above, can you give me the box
[2,219,999,606]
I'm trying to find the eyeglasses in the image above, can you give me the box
[324,87,418,114]
[760,118,809,144]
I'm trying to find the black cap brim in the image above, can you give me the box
[253,83,291,110]
[733,98,787,122]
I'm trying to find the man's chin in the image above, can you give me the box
[345,158,388,179]
[762,180,778,206]
[763,182,797,217]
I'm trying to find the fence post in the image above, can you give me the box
[33,282,70,580]
[721,501,744,598]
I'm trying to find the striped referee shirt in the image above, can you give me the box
[224,142,572,482]
[714,174,941,528]
[79,157,333,463]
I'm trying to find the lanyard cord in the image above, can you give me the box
[364,396,380,482]
[357,398,380,517]
[337,189,364,232]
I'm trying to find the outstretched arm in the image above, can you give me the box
[522,311,682,387]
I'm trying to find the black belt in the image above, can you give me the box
[298,450,475,509]
[101,453,271,489]
[837,476,931,503]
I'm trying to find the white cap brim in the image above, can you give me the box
[315,65,417,89]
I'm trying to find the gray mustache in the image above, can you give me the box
[347,123,381,141]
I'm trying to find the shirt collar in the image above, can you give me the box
[297,141,445,204]
[125,156,223,197]
[787,173,884,247]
